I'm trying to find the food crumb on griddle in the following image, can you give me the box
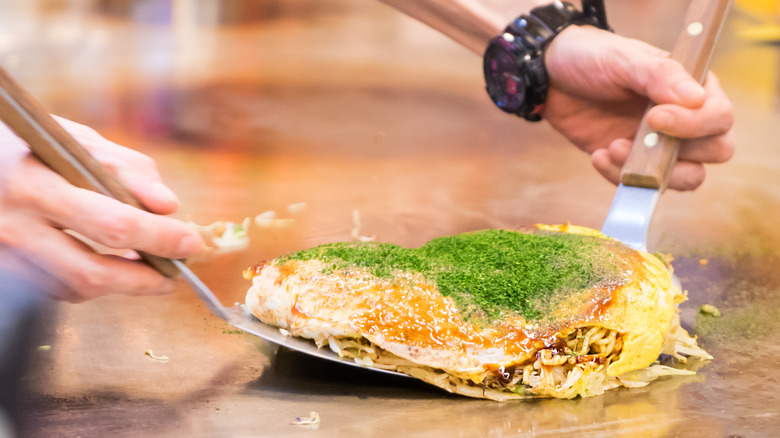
[699,304,722,317]
[291,411,320,428]
[144,349,170,362]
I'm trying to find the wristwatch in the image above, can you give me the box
[483,1,611,121]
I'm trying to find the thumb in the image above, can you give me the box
[629,56,706,108]
[121,174,181,215]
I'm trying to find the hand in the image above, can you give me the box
[542,25,735,191]
[0,118,204,302]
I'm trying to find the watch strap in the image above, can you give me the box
[483,1,611,121]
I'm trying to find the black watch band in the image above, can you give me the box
[483,1,611,121]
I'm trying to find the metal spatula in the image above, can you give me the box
[601,0,732,250]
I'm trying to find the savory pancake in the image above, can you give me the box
[244,224,710,400]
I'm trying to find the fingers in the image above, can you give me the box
[543,28,734,191]
[675,129,735,164]
[626,52,706,108]
[120,171,182,215]
[633,66,735,167]
[8,158,203,259]
[643,59,707,106]
[600,131,734,166]
[3,215,177,301]
[52,116,181,214]
[591,147,621,186]
[92,147,181,214]
[667,161,706,191]
[52,190,204,259]
[1,117,201,301]
[592,138,709,191]
[591,72,734,192]
[646,73,734,140]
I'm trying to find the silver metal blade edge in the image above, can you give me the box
[172,260,407,377]
[223,305,409,377]
[172,259,230,321]
[600,184,660,252]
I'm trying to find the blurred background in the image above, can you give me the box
[1,0,779,436]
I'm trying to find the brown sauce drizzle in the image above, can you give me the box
[255,233,655,364]
[280,263,627,359]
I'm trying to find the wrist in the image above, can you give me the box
[482,1,611,121]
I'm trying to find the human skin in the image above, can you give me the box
[379,0,735,191]
[0,119,205,302]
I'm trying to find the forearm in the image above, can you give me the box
[378,0,549,54]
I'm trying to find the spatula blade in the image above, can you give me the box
[600,184,659,251]
[224,305,409,377]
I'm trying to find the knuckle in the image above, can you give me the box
[650,58,683,83]
[129,152,155,170]
[71,261,112,298]
[122,149,158,174]
[94,207,138,249]
[656,57,680,74]
[2,177,32,207]
[0,212,26,246]
[3,165,45,208]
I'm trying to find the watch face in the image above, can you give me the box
[483,36,527,114]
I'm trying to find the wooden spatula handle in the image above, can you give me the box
[0,67,179,278]
[620,0,732,190]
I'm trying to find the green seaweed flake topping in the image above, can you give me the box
[278,229,622,323]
